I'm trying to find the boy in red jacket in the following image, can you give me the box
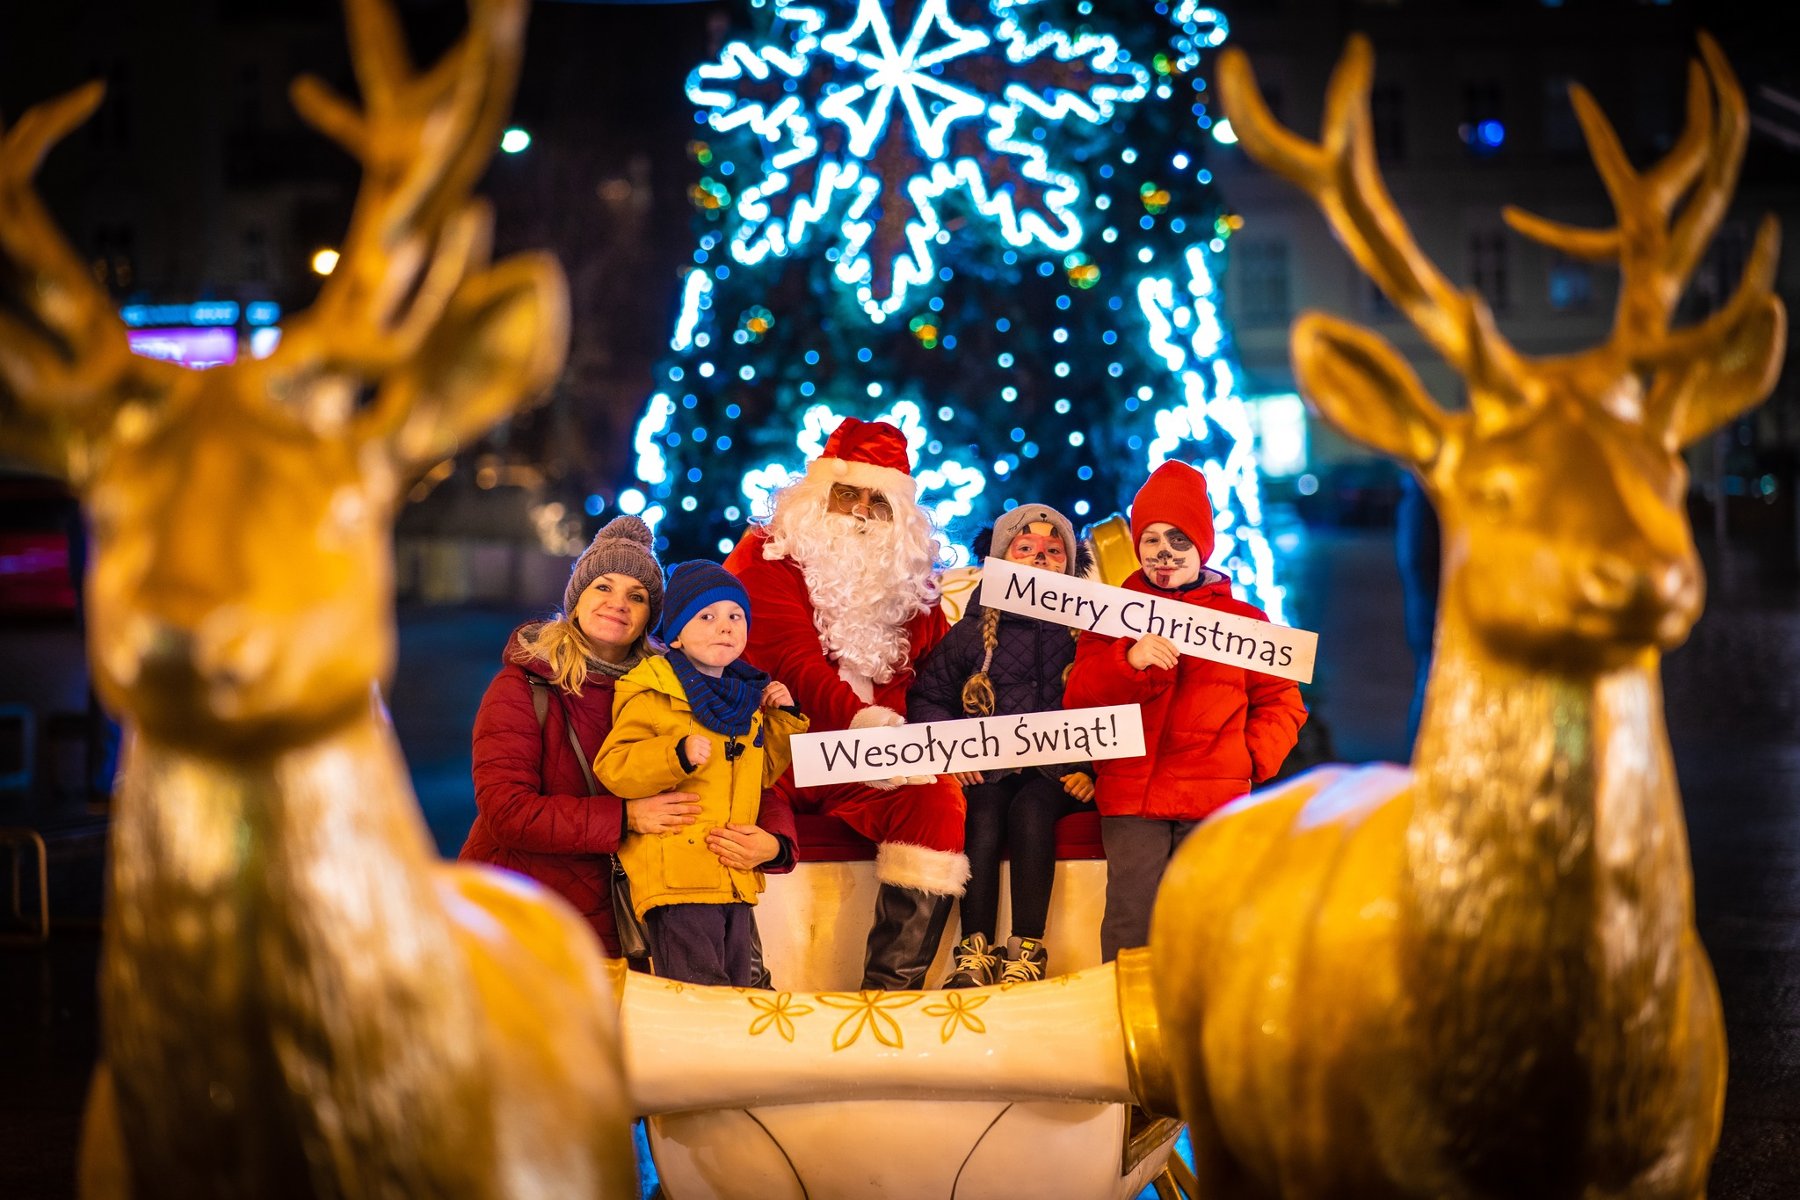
[1064,459,1307,961]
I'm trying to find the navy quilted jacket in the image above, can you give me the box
[908,586,1085,777]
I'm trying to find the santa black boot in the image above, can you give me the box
[860,884,955,990]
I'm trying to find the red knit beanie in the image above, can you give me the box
[1129,460,1217,561]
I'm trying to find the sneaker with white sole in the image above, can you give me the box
[944,931,1001,988]
[999,936,1048,984]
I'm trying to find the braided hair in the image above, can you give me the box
[958,523,1090,716]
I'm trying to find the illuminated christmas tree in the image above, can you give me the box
[624,0,1288,619]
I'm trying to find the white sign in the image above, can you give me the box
[790,705,1145,788]
[979,557,1318,683]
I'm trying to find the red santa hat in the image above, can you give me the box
[806,416,917,500]
[1130,458,1218,561]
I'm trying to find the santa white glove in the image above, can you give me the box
[850,706,935,790]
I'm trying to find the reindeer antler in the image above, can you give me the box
[0,82,174,479]
[1502,33,1778,363]
[274,0,530,384]
[1217,36,1525,396]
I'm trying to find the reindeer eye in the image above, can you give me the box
[1471,475,1515,515]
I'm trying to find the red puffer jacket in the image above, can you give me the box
[1063,572,1307,821]
[460,624,630,954]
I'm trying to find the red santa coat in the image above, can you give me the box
[1064,571,1308,821]
[725,526,970,893]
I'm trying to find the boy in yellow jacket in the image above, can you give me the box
[596,560,808,985]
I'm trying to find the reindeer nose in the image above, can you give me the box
[1579,554,1644,610]
[110,610,273,693]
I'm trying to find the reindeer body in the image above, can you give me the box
[92,718,635,1198]
[0,1,638,1194]
[1157,636,1724,1198]
[1146,34,1780,1199]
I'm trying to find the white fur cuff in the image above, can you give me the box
[850,705,905,730]
[806,456,917,501]
[875,843,972,896]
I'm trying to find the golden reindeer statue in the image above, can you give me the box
[1142,35,1783,1199]
[0,1,638,1195]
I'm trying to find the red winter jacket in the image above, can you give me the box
[460,626,631,954]
[1063,572,1307,821]
[459,623,800,955]
[724,526,949,732]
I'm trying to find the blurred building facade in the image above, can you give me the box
[1208,0,1800,552]
[5,0,1798,581]
[0,0,716,603]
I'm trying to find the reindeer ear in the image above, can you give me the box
[1654,293,1785,450]
[1292,312,1448,467]
[363,253,570,478]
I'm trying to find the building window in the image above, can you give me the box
[92,224,135,290]
[243,227,269,284]
[1461,81,1505,155]
[1687,222,1751,320]
[235,65,263,134]
[1547,256,1593,311]
[1235,239,1291,327]
[1371,84,1406,163]
[1469,231,1509,313]
[1366,276,1400,321]
[1543,76,1582,156]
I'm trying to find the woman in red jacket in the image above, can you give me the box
[1064,460,1307,962]
[460,516,799,957]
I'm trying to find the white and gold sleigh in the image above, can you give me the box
[621,857,1185,1200]
[623,523,1183,1199]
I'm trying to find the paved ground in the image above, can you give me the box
[1,524,1796,1197]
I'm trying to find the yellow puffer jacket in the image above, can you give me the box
[595,655,809,918]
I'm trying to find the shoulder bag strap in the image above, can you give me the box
[527,675,600,797]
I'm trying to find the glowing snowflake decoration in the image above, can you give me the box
[689,0,1149,322]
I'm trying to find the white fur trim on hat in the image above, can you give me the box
[849,705,905,730]
[806,456,917,501]
[875,843,972,896]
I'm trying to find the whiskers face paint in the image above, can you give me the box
[1138,522,1200,589]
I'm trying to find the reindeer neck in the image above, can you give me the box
[102,711,491,1184]
[1406,607,1691,941]
[110,710,441,905]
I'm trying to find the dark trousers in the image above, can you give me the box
[643,902,760,987]
[1099,816,1199,962]
[961,773,1082,942]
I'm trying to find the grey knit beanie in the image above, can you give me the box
[990,503,1080,575]
[564,515,664,625]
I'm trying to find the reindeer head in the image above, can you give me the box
[0,0,568,752]
[1220,36,1783,669]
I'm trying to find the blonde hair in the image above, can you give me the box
[510,615,645,697]
[958,606,1079,717]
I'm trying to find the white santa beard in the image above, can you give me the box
[765,489,939,686]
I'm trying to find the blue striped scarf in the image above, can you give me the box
[668,649,768,739]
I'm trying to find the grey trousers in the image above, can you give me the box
[644,901,760,987]
[1099,816,1199,962]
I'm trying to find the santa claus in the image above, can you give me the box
[724,416,967,989]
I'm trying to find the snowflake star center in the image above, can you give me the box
[821,0,990,159]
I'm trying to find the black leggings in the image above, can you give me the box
[960,773,1081,941]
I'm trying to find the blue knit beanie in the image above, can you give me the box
[659,561,751,644]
